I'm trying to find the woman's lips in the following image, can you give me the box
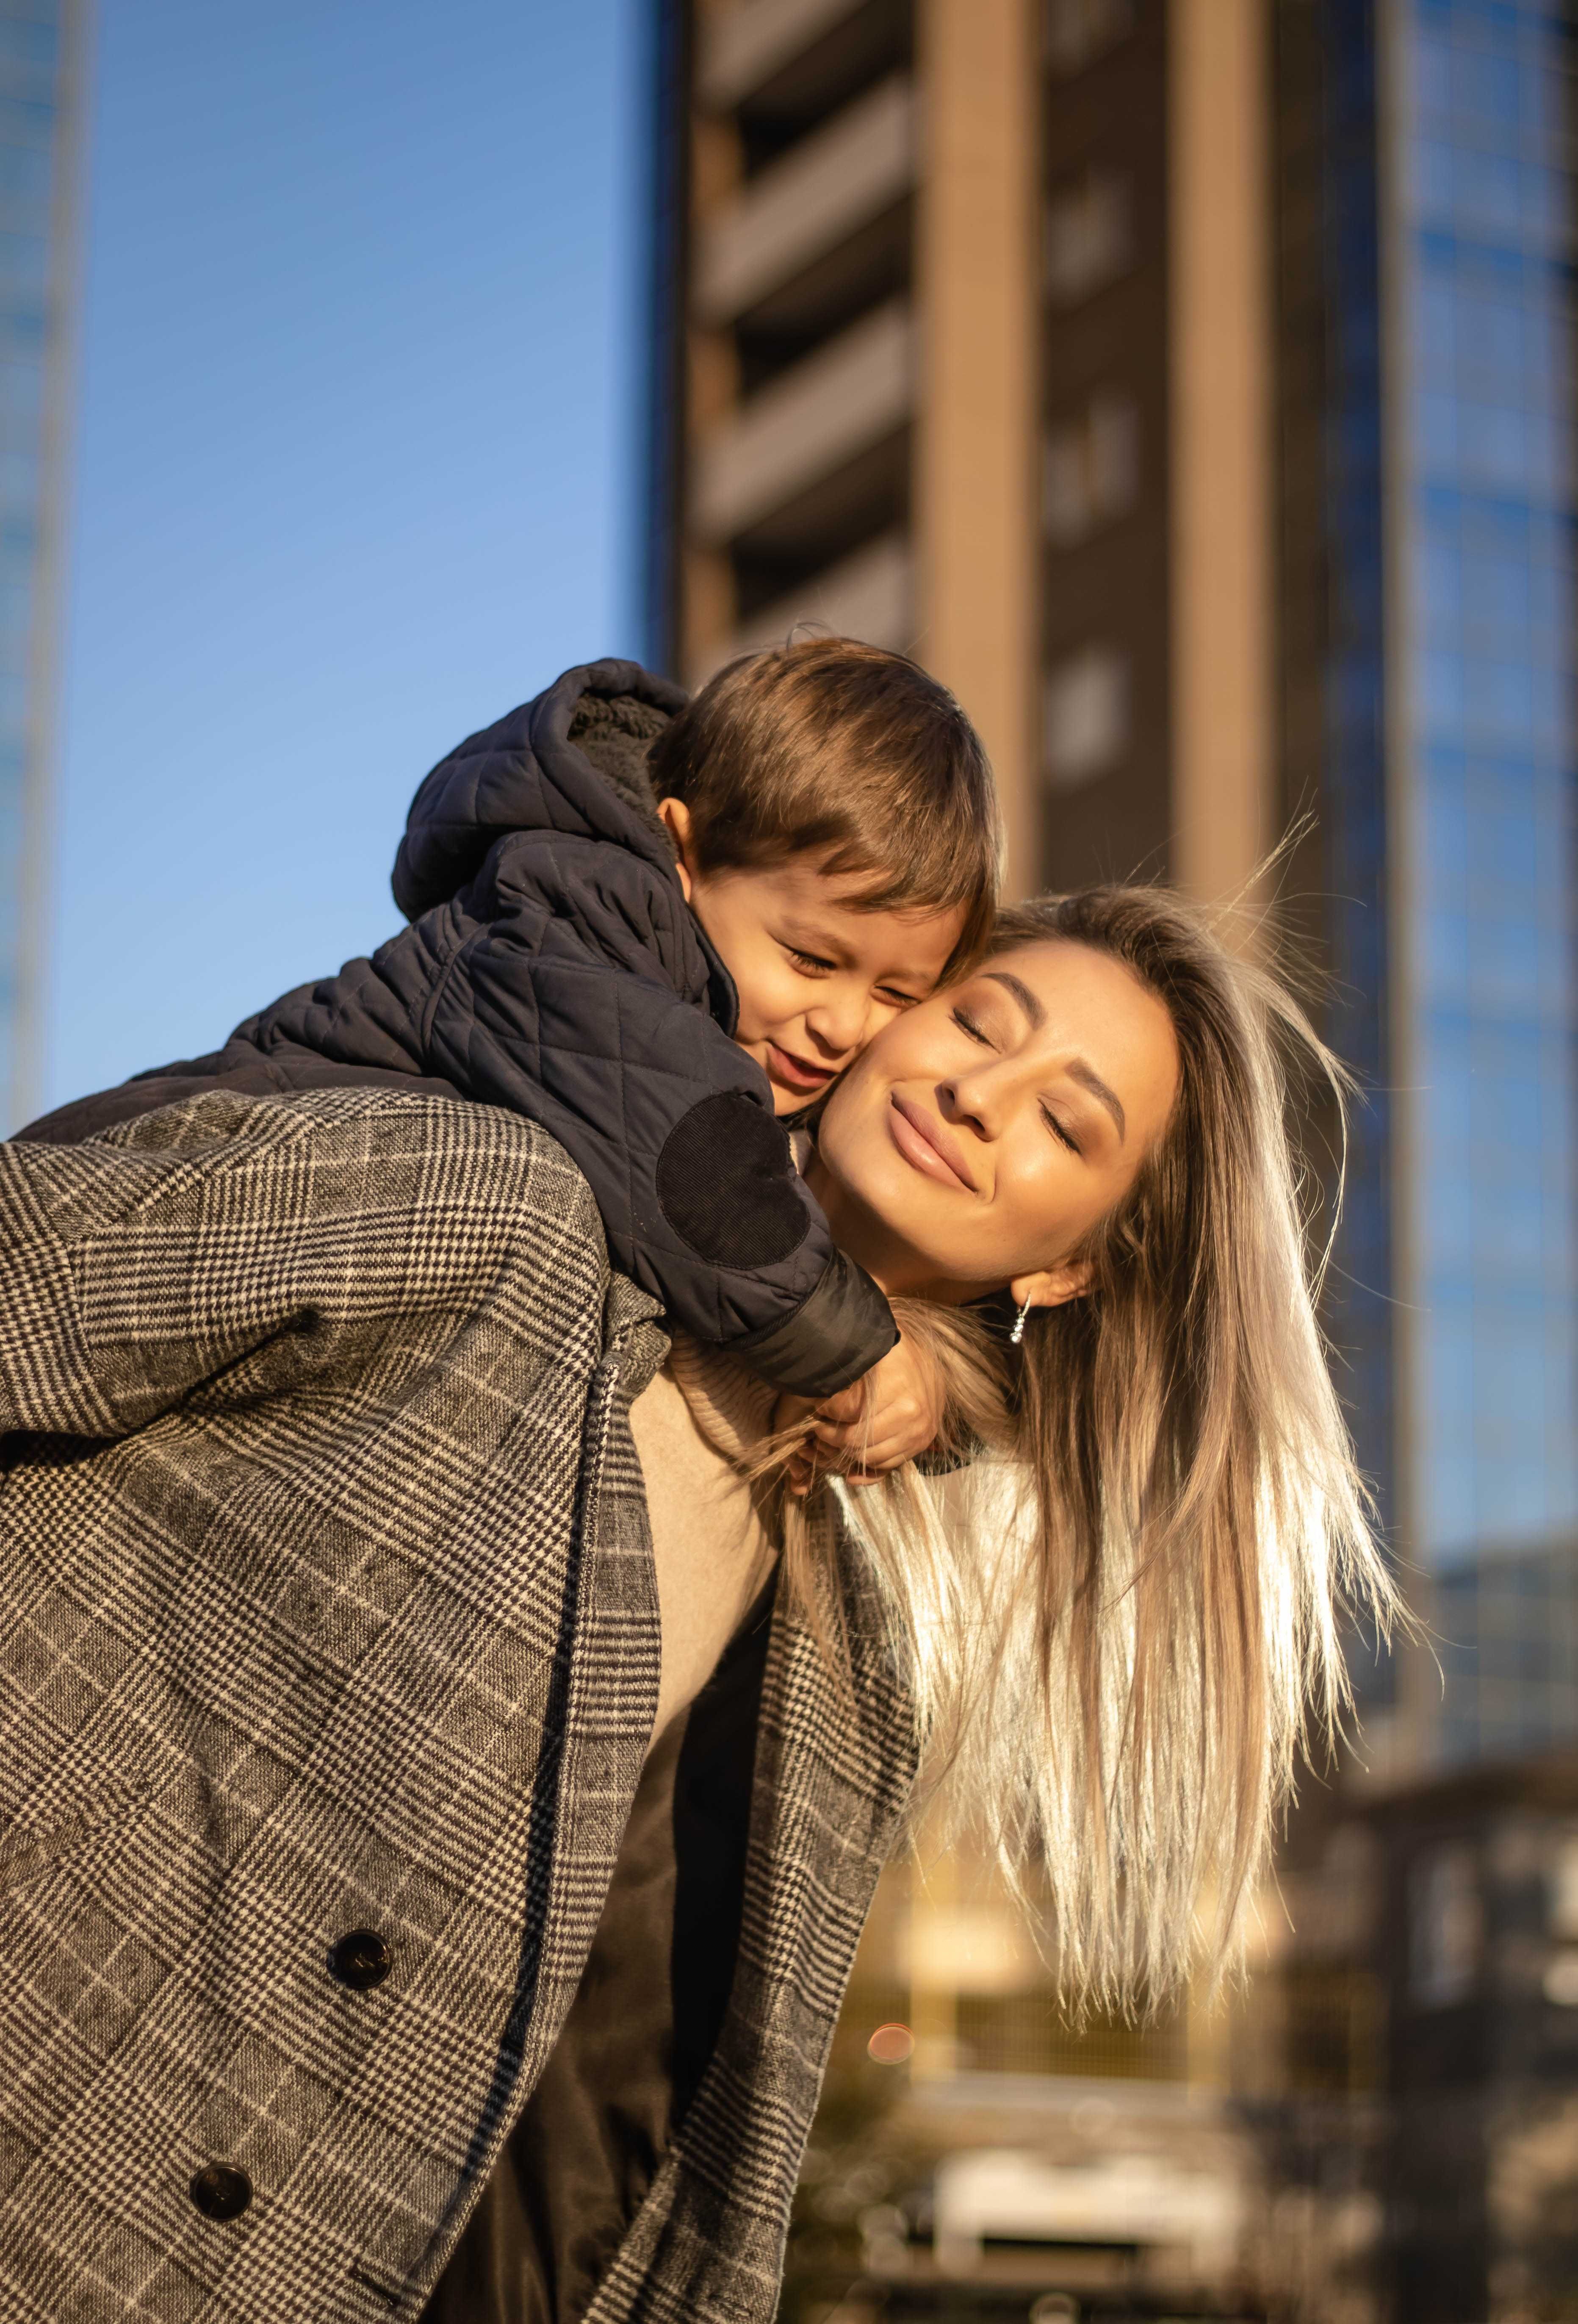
[888,1093,978,1191]
[765,1042,836,1093]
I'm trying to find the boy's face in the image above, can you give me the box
[659,805,969,1114]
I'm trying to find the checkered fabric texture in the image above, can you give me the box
[0,1090,919,2324]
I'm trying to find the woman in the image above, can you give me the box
[429,882,1391,2323]
[0,885,1386,2324]
[801,883,1384,1997]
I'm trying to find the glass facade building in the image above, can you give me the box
[1395,0,1578,1760]
[0,0,80,1130]
[1319,0,1578,1761]
[1400,0,1577,1569]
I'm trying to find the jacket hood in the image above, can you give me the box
[392,657,689,921]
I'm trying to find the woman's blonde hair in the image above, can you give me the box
[778,882,1395,2011]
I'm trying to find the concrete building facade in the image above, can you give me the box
[647,0,1277,910]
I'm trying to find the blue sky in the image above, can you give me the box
[44,0,643,1109]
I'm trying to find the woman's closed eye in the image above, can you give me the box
[951,1004,994,1046]
[1040,1102,1082,1156]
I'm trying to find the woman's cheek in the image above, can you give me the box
[999,1150,1059,1257]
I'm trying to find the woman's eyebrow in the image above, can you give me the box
[1068,1060,1126,1143]
[983,969,1044,1025]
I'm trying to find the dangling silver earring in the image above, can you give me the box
[1009,1297,1033,1346]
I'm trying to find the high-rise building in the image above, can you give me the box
[1274,0,1578,1769]
[648,0,1578,1767]
[0,0,85,1132]
[646,0,1578,2311]
[1374,0,1575,1767]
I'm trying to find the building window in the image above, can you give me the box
[1044,0,1134,77]
[1043,390,1138,545]
[1044,170,1133,308]
[1407,1842,1482,2009]
[1044,645,1129,788]
[1549,1832,1578,1938]
[1546,1830,1578,2005]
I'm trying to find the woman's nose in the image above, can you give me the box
[938,1065,1002,1140]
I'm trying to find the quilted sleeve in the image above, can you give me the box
[425,836,898,1398]
[0,1089,609,1439]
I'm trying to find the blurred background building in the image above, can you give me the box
[0,0,83,1131]
[647,0,1578,2317]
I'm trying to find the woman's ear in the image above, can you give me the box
[656,795,696,903]
[1009,1259,1093,1315]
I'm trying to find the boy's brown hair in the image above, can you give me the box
[648,637,1001,967]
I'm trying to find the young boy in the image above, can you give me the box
[24,640,1001,1470]
[644,640,999,1472]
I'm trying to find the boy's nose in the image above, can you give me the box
[805,994,868,1058]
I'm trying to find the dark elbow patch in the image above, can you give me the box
[656,1093,811,1268]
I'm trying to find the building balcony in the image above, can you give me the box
[694,73,914,328]
[690,527,913,684]
[690,296,913,547]
[699,0,878,116]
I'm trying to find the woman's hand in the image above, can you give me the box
[775,1336,947,1495]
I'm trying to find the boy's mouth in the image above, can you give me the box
[765,1042,837,1095]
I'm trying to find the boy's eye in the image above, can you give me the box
[785,945,836,973]
[878,987,922,1009]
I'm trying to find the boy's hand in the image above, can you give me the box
[775,1335,947,1496]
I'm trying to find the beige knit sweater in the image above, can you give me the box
[627,1337,781,1739]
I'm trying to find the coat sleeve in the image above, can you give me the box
[423,834,898,1399]
[0,1091,610,1441]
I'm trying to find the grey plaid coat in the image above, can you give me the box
[0,1089,918,2324]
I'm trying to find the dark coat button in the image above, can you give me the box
[190,2163,252,2221]
[328,1927,393,1990]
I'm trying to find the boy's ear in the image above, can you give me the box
[1009,1259,1092,1314]
[655,796,695,902]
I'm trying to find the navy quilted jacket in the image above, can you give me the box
[23,660,898,1399]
